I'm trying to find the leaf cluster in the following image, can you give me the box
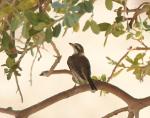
[0,0,150,82]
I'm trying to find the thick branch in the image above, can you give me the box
[15,81,136,117]
[0,81,149,118]
[128,112,134,118]
[0,108,19,116]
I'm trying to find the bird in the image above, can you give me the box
[67,43,97,92]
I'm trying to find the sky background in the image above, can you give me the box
[0,0,150,118]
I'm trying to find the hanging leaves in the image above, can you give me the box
[53,23,61,37]
[105,0,113,10]
[45,28,53,43]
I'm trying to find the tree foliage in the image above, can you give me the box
[0,0,150,118]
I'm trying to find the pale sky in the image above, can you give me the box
[0,0,150,118]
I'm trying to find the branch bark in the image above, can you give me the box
[0,81,149,118]
[128,112,134,118]
[102,107,128,118]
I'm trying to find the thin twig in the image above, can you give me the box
[128,2,150,28]
[137,40,148,48]
[14,74,23,102]
[131,47,150,51]
[41,41,62,77]
[102,107,128,118]
[137,2,150,9]
[49,41,61,70]
[107,47,132,82]
[50,69,71,75]
[17,38,31,64]
[30,48,39,86]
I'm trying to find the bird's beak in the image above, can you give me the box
[69,43,74,47]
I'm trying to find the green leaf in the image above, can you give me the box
[133,68,144,80]
[24,10,38,25]
[73,22,80,32]
[52,1,66,9]
[106,57,117,65]
[115,16,124,23]
[7,71,13,80]
[1,32,17,58]
[70,5,80,12]
[77,1,93,13]
[0,5,13,20]
[101,74,107,81]
[10,15,22,31]
[126,33,133,40]
[143,20,150,30]
[126,56,134,64]
[92,76,98,80]
[63,13,79,27]
[134,53,145,64]
[4,68,9,73]
[45,28,53,43]
[22,22,30,39]
[105,0,113,10]
[6,57,15,68]
[2,32,10,49]
[99,23,111,31]
[33,22,47,31]
[52,1,66,13]
[83,20,91,31]
[135,31,142,38]
[37,12,52,24]
[83,1,93,12]
[90,20,100,34]
[17,0,38,11]
[53,23,61,37]
[112,68,124,78]
[127,65,137,72]
[112,23,125,37]
[72,0,79,5]
[29,28,41,36]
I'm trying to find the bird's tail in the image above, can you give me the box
[81,71,97,92]
[87,77,97,92]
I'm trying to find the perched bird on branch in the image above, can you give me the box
[67,43,97,92]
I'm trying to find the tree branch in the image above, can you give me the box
[0,108,19,116]
[102,107,128,118]
[107,47,132,82]
[128,112,134,118]
[15,74,23,103]
[0,81,149,118]
[50,69,72,75]
[40,41,62,76]
[134,111,139,118]
[18,81,134,117]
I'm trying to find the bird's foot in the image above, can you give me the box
[72,84,77,89]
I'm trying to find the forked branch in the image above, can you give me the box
[0,81,149,118]
[102,107,128,118]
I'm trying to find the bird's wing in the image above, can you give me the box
[67,55,91,82]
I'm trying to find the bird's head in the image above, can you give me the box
[69,43,84,55]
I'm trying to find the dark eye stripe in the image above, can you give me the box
[75,45,81,52]
[75,44,84,53]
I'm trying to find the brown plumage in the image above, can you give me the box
[67,43,97,91]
